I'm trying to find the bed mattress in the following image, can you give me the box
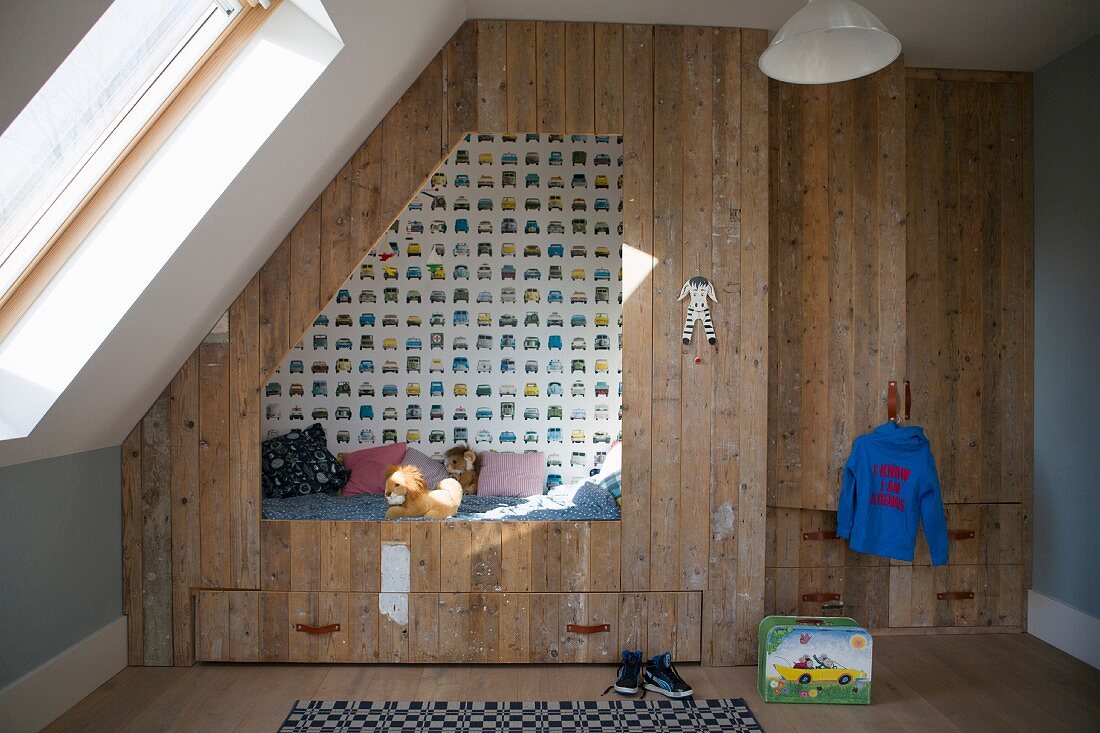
[262,481,621,522]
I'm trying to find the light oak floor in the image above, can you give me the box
[45,633,1098,732]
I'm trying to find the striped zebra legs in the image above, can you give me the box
[682,305,717,345]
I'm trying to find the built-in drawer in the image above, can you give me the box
[766,504,1024,568]
[887,564,1023,628]
[764,564,1024,630]
[764,566,890,628]
[195,590,702,664]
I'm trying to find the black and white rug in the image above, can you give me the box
[278,699,764,732]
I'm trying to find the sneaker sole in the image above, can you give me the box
[613,684,640,695]
[643,683,693,699]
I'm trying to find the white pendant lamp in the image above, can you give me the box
[759,0,901,84]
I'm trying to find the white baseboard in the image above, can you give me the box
[0,616,128,733]
[1028,589,1100,669]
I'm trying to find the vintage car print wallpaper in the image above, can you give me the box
[262,133,624,487]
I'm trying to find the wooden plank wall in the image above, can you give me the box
[767,57,907,513]
[764,64,1033,631]
[122,20,771,666]
[900,71,1033,627]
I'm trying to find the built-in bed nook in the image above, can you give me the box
[260,132,625,523]
[120,21,1033,671]
[123,23,774,669]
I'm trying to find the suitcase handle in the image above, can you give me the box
[947,530,976,540]
[802,531,839,540]
[794,619,826,625]
[802,593,841,602]
[936,591,974,601]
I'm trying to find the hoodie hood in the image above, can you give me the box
[868,421,928,451]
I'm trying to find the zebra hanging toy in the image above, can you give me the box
[678,275,718,345]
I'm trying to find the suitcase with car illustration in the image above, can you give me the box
[758,615,872,705]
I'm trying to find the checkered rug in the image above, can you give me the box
[278,699,764,731]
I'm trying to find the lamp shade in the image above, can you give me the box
[759,0,901,84]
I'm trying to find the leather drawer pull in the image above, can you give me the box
[803,531,839,540]
[802,593,841,602]
[295,623,340,634]
[948,530,976,540]
[567,624,611,634]
[937,591,974,601]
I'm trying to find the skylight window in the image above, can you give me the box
[0,0,237,300]
[0,0,342,442]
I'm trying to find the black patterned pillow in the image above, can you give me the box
[261,423,348,499]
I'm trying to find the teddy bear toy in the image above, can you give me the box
[443,445,480,495]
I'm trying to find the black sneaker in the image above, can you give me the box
[643,652,694,698]
[609,649,644,695]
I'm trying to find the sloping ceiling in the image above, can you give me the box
[0,0,1096,467]
[469,0,1100,71]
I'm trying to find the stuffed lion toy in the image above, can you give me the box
[383,464,463,519]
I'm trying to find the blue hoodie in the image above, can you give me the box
[836,422,949,566]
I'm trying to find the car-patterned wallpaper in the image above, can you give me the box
[262,133,623,488]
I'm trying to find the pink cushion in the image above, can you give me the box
[341,442,407,495]
[477,451,545,497]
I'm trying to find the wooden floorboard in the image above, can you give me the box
[43,634,1099,732]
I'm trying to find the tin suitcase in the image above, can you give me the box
[758,615,872,704]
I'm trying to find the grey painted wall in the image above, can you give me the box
[0,0,114,134]
[0,446,122,688]
[1033,33,1100,619]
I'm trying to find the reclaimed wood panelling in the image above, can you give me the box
[198,337,230,588]
[476,20,507,131]
[767,58,908,513]
[287,198,321,344]
[505,21,536,132]
[905,76,1033,506]
[535,22,566,132]
[732,28,771,664]
[320,160,353,301]
[619,23,654,593]
[121,425,144,665]
[649,25,685,593]
[888,564,1023,628]
[593,24,624,135]
[703,26,741,664]
[257,237,290,382]
[127,17,769,666]
[564,23,595,133]
[764,505,1021,569]
[764,67,1031,636]
[195,590,701,663]
[169,351,201,666]
[140,389,173,666]
[348,133,383,267]
[229,275,260,590]
[765,565,889,628]
[678,26,713,594]
[444,19,478,144]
